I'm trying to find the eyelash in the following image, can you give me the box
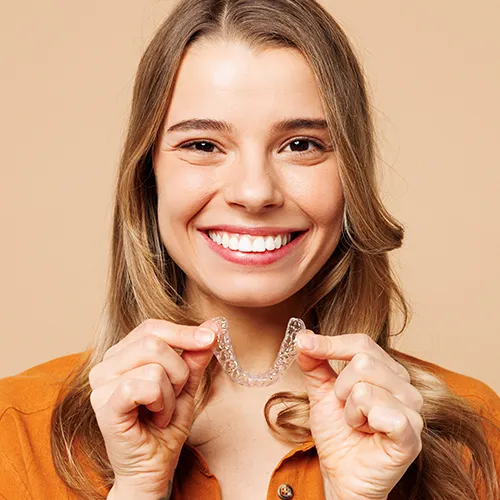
[178,137,326,157]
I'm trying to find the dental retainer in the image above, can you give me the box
[211,316,306,387]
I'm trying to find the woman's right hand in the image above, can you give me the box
[88,318,219,497]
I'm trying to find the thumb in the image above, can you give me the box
[180,319,218,399]
[295,332,339,407]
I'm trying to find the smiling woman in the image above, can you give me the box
[151,40,345,310]
[0,0,499,499]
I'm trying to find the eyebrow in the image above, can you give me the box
[166,117,329,135]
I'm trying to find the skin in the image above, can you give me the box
[153,39,344,389]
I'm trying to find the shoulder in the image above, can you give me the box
[0,352,89,497]
[0,351,88,417]
[395,350,500,498]
[396,349,500,420]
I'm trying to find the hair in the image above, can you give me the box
[50,0,499,498]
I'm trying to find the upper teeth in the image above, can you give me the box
[207,231,293,252]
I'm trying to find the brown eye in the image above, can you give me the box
[178,137,330,157]
[179,140,220,155]
[283,137,326,156]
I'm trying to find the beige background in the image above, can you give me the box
[1,1,498,393]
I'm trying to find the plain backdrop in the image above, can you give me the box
[1,0,499,394]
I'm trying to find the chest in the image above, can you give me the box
[199,439,292,499]
[187,403,298,499]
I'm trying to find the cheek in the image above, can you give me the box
[289,164,344,227]
[156,164,216,227]
[309,183,344,227]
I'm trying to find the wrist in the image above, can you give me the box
[107,478,173,500]
[322,478,388,500]
[323,491,388,500]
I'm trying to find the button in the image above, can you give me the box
[277,483,294,499]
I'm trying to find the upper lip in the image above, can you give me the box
[199,225,308,236]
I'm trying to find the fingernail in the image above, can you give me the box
[298,332,317,350]
[194,328,215,346]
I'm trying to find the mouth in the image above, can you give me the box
[203,229,306,252]
[198,228,309,266]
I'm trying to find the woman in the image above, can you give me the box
[1,0,498,499]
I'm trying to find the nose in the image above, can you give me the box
[220,151,284,213]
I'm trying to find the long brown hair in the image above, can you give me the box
[50,0,499,498]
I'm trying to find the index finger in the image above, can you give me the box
[297,331,411,382]
[103,318,218,361]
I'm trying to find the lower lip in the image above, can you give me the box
[199,230,308,266]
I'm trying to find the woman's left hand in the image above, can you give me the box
[295,330,424,500]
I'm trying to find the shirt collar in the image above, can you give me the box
[181,436,316,475]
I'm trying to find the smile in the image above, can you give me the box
[207,230,297,253]
[200,229,308,266]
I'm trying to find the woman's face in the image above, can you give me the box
[153,40,344,309]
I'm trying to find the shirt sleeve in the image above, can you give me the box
[0,407,33,499]
[470,380,500,499]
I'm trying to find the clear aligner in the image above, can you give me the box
[211,316,306,387]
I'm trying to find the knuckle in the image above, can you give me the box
[89,389,99,411]
[393,413,408,431]
[177,324,191,339]
[140,318,154,329]
[151,381,162,399]
[102,347,115,361]
[145,363,165,380]
[416,415,425,436]
[356,333,374,352]
[351,382,371,401]
[415,439,423,456]
[413,388,425,411]
[414,412,424,431]
[168,359,189,390]
[140,318,158,333]
[88,364,109,389]
[142,334,165,354]
[352,352,373,372]
[180,363,190,384]
[89,387,108,414]
[359,333,375,351]
[399,365,411,382]
[119,379,135,399]
[88,365,99,388]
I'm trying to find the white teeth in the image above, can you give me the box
[207,230,296,253]
[229,235,239,250]
[275,234,282,249]
[251,236,266,252]
[238,235,253,252]
[265,236,275,251]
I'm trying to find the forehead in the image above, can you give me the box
[164,40,325,133]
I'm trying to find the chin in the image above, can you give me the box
[201,281,300,309]
[219,296,286,308]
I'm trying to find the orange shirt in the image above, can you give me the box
[0,350,499,499]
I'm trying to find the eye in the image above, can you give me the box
[178,140,221,155]
[282,137,326,156]
[177,137,329,157]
